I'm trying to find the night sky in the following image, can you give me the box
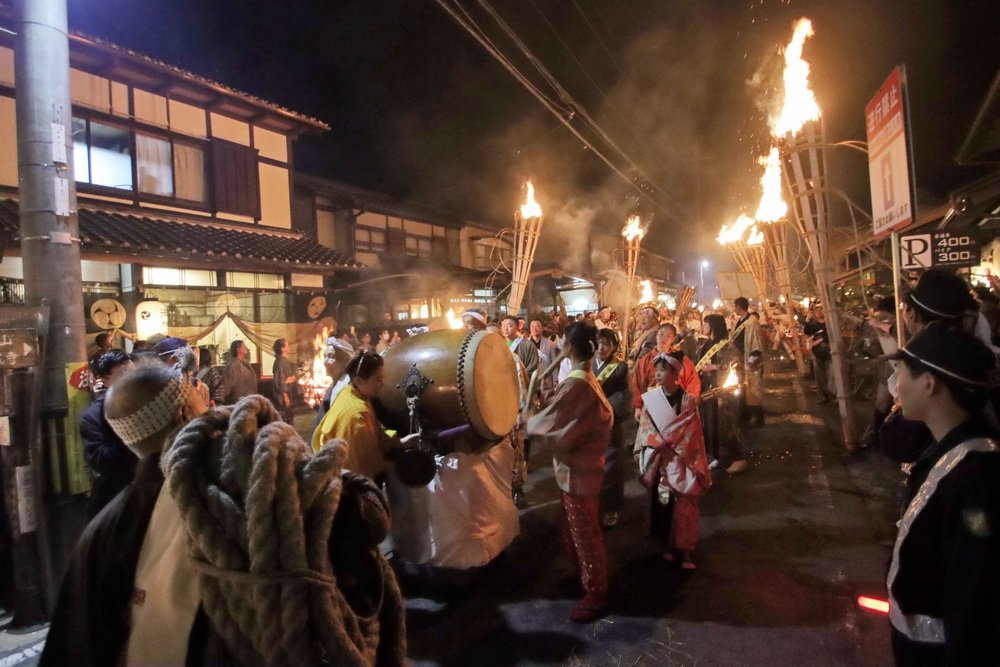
[68,0,1000,275]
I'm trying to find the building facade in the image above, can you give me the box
[294,175,510,333]
[0,26,362,371]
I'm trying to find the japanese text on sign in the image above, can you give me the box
[16,465,37,534]
[867,67,914,239]
[899,231,983,270]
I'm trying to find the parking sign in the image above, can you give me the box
[899,230,984,270]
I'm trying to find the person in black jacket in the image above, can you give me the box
[80,349,135,517]
[698,314,747,474]
[880,270,978,463]
[887,322,1000,665]
[594,328,631,528]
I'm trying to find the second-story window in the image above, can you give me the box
[73,117,133,190]
[475,241,510,270]
[355,226,386,253]
[73,116,207,204]
[405,235,432,258]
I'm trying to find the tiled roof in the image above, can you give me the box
[68,31,330,132]
[0,199,364,272]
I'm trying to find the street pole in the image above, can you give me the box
[13,0,87,609]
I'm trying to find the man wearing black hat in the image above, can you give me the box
[881,270,978,462]
[886,322,1000,664]
[80,349,135,516]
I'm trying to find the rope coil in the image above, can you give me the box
[163,395,406,665]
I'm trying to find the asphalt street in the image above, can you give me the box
[0,357,903,666]
[403,358,902,666]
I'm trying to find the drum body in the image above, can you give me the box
[375,329,519,453]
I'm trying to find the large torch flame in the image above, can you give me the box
[445,307,464,330]
[298,330,332,409]
[622,214,646,241]
[519,180,543,219]
[722,363,740,389]
[717,213,756,245]
[639,279,654,303]
[771,18,821,137]
[746,224,765,246]
[754,146,788,223]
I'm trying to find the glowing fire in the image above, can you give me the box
[771,18,821,137]
[754,146,788,222]
[639,279,654,303]
[746,224,764,246]
[622,214,645,241]
[445,307,464,329]
[717,214,755,245]
[722,364,740,389]
[298,330,332,409]
[519,180,542,219]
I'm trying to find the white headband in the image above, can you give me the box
[462,310,487,325]
[654,353,683,372]
[107,376,191,445]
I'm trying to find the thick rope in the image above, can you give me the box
[162,395,407,665]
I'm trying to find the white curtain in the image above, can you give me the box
[173,142,206,202]
[136,133,173,196]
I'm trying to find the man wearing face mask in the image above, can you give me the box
[884,323,1000,665]
[880,270,978,463]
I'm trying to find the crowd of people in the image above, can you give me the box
[49,267,1000,663]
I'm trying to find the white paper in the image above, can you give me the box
[0,415,9,446]
[54,175,70,216]
[641,387,676,433]
[51,123,67,164]
[15,465,37,534]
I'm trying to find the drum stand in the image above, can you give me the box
[390,366,438,486]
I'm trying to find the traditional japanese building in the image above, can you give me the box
[0,23,363,371]
[293,175,510,332]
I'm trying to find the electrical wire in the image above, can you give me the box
[472,0,692,222]
[432,0,691,223]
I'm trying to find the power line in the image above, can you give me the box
[567,0,628,80]
[462,0,693,222]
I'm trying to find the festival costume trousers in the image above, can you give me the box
[670,494,700,551]
[647,484,700,551]
[560,492,608,601]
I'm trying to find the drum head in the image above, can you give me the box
[458,331,519,441]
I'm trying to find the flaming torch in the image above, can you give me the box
[298,330,332,409]
[772,17,856,450]
[717,214,768,306]
[507,180,544,314]
[621,214,647,352]
[638,279,654,304]
[756,146,808,377]
[445,307,464,330]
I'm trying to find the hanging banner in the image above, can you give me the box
[866,67,916,239]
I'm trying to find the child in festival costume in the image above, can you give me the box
[527,320,613,622]
[635,351,712,569]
